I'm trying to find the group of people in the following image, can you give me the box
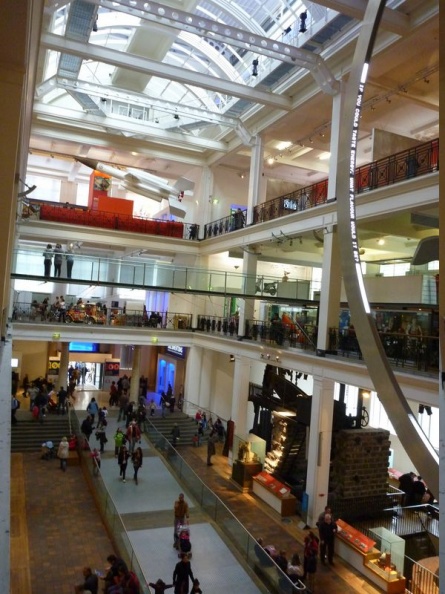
[255,505,338,592]
[160,384,182,417]
[73,493,202,594]
[75,555,141,594]
[21,377,72,421]
[74,552,202,594]
[43,242,75,278]
[398,471,432,506]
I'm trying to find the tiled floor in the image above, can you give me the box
[12,387,384,593]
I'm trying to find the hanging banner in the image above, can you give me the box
[103,361,120,391]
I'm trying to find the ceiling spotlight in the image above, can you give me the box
[275,356,281,362]
[424,78,430,84]
[303,374,308,380]
[377,238,385,246]
[425,406,432,416]
[283,26,292,35]
[92,18,98,32]
[230,354,235,362]
[252,59,259,77]
[267,157,274,165]
[418,404,425,414]
[174,114,180,120]
[299,11,307,33]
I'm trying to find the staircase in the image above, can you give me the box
[11,411,71,453]
[147,413,204,447]
[403,531,438,560]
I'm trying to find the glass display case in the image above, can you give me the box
[233,434,266,465]
[231,434,265,491]
[368,527,406,577]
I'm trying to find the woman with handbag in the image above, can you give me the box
[118,444,130,482]
[132,446,143,485]
[303,531,319,592]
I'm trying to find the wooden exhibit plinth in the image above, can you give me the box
[232,461,263,491]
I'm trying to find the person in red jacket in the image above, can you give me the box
[303,531,319,591]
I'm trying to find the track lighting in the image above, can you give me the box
[419,405,433,416]
[283,26,292,35]
[299,11,307,33]
[252,59,259,77]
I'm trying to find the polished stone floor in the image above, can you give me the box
[11,386,383,593]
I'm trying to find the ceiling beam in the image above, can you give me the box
[41,33,293,110]
[309,0,410,35]
[30,123,212,167]
[86,0,339,95]
[33,103,228,152]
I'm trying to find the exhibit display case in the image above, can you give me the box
[231,434,265,491]
[252,471,297,516]
[367,527,405,577]
[335,520,406,594]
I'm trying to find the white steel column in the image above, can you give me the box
[198,166,214,231]
[130,345,141,402]
[316,228,342,352]
[316,86,343,353]
[238,251,257,338]
[246,135,264,225]
[57,342,70,390]
[230,355,251,435]
[305,376,335,527]
[184,346,213,413]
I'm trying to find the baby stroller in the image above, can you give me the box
[41,440,55,460]
[176,524,192,558]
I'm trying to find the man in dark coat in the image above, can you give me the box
[173,553,194,594]
[318,514,338,565]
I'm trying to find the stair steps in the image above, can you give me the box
[147,413,207,446]
[11,412,72,453]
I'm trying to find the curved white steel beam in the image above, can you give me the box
[336,0,438,497]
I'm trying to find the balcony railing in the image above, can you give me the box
[13,301,439,373]
[22,200,200,240]
[328,327,439,373]
[11,248,317,301]
[203,138,439,239]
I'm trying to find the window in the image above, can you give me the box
[418,407,439,450]
[379,263,410,277]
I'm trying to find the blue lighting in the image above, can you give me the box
[69,342,99,353]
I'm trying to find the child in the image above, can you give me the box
[148,579,173,594]
[114,428,125,457]
[190,578,202,593]
[91,448,101,475]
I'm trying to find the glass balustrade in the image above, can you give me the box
[12,248,316,300]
